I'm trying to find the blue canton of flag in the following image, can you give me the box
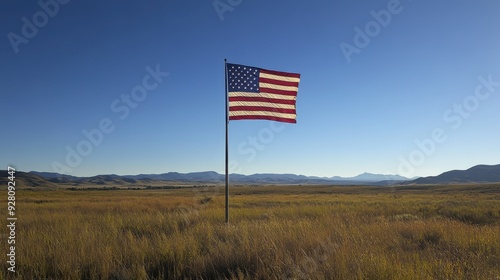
[228,65,260,93]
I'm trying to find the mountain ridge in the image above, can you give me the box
[409,164,500,184]
[2,164,499,188]
[9,170,410,187]
[28,171,411,183]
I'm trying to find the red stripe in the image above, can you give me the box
[259,87,298,96]
[260,68,301,79]
[259,77,299,87]
[230,115,296,123]
[229,106,296,114]
[229,96,296,105]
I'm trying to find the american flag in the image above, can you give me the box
[227,63,301,123]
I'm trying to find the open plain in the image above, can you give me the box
[2,183,500,279]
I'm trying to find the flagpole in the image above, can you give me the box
[224,58,229,224]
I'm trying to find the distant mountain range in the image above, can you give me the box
[409,164,500,184]
[0,170,410,188]
[331,172,409,181]
[1,164,499,188]
[26,171,409,186]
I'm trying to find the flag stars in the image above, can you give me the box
[227,64,260,93]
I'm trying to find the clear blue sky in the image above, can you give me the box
[1,0,499,178]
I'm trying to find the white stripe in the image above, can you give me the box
[259,82,298,92]
[229,101,295,110]
[229,92,296,101]
[229,110,296,119]
[260,72,300,83]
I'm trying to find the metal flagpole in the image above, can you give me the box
[224,58,229,224]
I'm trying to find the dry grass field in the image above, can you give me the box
[2,184,500,279]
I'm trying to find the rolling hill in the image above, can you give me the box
[410,164,500,184]
[0,170,58,188]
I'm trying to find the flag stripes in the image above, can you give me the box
[227,63,301,123]
[228,92,296,100]
[229,101,296,109]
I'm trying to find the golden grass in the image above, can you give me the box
[2,184,500,279]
